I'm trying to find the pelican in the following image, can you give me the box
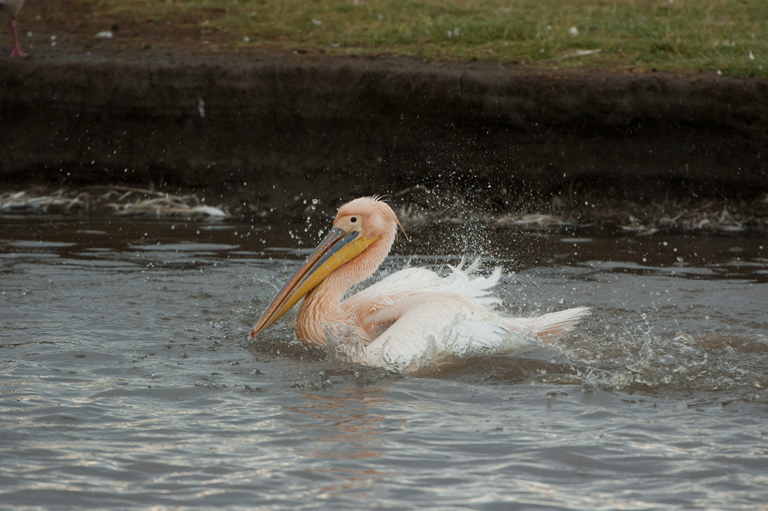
[251,196,590,373]
[1,0,26,57]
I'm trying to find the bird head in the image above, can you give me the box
[250,196,406,339]
[334,196,407,242]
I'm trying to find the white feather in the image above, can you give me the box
[327,260,590,374]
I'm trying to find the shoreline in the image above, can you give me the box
[2,183,765,235]
[2,32,768,234]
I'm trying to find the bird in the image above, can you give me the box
[1,0,26,58]
[251,196,590,374]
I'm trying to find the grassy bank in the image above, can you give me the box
[81,0,767,76]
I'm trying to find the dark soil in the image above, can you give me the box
[2,0,767,232]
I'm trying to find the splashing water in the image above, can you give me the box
[325,323,368,365]
[545,312,768,397]
[2,218,768,509]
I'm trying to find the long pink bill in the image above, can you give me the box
[250,227,367,338]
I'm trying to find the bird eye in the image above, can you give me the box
[350,217,358,223]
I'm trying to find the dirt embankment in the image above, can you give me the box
[2,5,768,230]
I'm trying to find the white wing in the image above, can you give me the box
[362,293,541,373]
[330,259,590,374]
[344,258,501,311]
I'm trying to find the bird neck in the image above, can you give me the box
[296,232,394,345]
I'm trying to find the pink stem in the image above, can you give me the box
[10,17,28,58]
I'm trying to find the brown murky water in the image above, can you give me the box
[1,218,767,509]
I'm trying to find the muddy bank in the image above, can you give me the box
[1,51,768,228]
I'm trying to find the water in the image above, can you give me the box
[1,218,767,510]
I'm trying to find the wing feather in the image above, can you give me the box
[329,259,590,373]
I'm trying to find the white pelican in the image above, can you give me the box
[1,0,26,57]
[251,196,590,373]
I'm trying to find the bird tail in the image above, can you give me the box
[447,258,590,342]
[508,307,591,343]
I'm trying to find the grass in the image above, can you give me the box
[81,0,768,76]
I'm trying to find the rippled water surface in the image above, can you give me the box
[1,218,767,510]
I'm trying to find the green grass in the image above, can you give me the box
[86,0,768,76]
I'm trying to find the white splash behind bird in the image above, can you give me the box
[251,196,590,373]
[1,0,27,57]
